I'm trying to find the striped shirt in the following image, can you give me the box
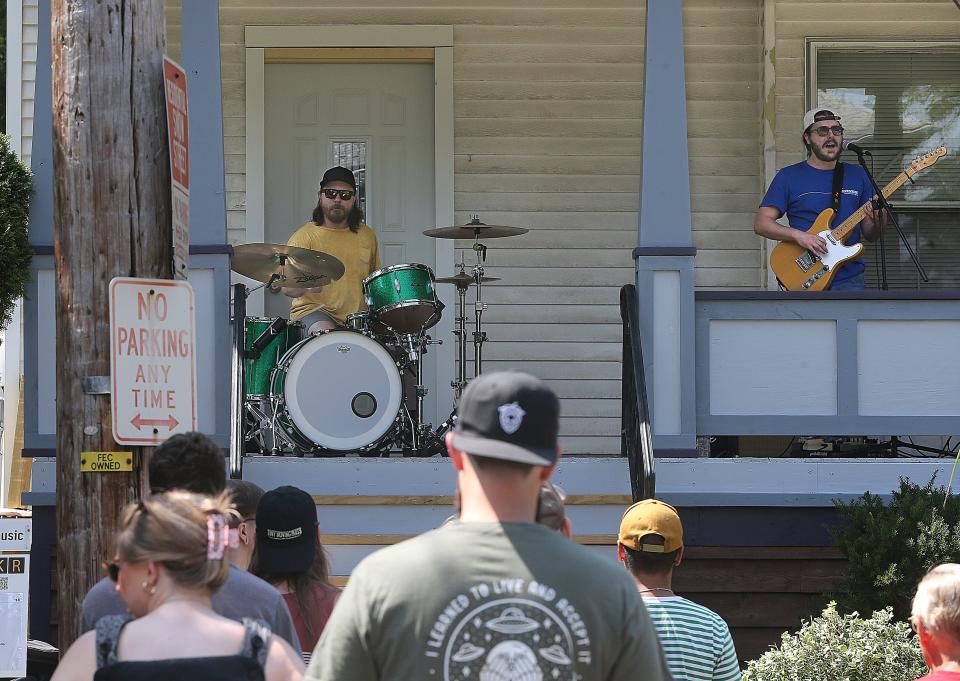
[640,594,742,681]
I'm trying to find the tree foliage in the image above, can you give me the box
[831,475,960,621]
[743,603,925,681]
[0,133,32,329]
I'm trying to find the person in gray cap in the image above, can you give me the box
[274,165,382,333]
[307,370,671,681]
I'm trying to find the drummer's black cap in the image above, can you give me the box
[452,371,560,467]
[320,166,357,189]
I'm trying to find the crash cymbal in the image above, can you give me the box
[231,243,345,286]
[423,216,528,240]
[435,273,501,286]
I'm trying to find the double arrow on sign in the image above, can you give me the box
[130,414,180,431]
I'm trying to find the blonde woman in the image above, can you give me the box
[52,491,304,681]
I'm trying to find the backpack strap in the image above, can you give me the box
[240,618,273,668]
[831,162,845,215]
[94,614,133,669]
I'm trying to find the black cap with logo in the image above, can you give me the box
[255,485,317,573]
[452,371,560,466]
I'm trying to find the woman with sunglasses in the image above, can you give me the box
[51,491,304,681]
[274,165,382,334]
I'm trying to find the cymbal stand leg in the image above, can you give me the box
[472,261,488,377]
[452,283,469,398]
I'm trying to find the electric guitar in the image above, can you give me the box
[770,146,948,291]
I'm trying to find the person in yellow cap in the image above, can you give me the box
[618,499,742,681]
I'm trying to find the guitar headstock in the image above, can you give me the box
[906,146,948,176]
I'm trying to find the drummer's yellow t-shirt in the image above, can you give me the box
[286,222,381,325]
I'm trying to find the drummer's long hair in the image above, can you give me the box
[312,197,364,233]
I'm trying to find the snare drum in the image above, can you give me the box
[243,317,303,399]
[270,330,404,453]
[345,311,389,337]
[363,263,442,334]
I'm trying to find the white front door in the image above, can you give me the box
[263,62,446,432]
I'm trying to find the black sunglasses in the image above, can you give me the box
[321,188,355,200]
[810,125,844,137]
[103,561,121,582]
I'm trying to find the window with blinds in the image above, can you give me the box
[810,42,960,289]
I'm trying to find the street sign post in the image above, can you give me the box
[163,56,190,281]
[109,278,197,445]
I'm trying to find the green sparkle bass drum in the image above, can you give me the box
[363,263,443,334]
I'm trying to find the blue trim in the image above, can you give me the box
[676,506,841,547]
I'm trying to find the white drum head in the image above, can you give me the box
[282,331,403,451]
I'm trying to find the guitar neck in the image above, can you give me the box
[832,168,910,241]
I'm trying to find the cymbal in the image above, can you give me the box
[423,217,528,240]
[231,243,345,286]
[435,273,501,287]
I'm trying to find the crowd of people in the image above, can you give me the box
[47,370,958,681]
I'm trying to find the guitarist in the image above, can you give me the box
[754,108,886,291]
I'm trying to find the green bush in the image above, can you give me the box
[831,475,960,621]
[743,603,925,681]
[0,134,32,330]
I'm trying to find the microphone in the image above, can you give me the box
[844,141,870,155]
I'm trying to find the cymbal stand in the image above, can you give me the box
[472,240,488,377]
[450,261,471,399]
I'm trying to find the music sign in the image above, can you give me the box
[110,278,197,445]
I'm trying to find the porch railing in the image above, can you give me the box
[620,284,656,501]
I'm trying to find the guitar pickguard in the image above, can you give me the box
[796,230,863,289]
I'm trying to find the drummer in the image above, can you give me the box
[274,166,382,334]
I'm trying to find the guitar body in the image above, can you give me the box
[770,208,864,291]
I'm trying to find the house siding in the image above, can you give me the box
[19,0,39,164]
[771,0,960,171]
[168,0,762,455]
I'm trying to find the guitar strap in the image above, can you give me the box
[831,162,845,216]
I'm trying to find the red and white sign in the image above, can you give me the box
[163,56,190,280]
[109,278,197,445]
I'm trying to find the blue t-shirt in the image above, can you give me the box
[760,161,874,283]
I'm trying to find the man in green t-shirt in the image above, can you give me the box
[307,371,672,681]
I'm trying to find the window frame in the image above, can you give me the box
[805,38,960,211]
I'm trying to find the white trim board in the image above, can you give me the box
[244,25,453,48]
[5,0,24,147]
[239,456,960,508]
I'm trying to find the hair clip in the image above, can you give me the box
[207,514,227,560]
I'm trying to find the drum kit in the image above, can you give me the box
[228,216,527,464]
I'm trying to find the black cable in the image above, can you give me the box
[778,436,797,457]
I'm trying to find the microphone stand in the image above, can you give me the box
[848,148,928,287]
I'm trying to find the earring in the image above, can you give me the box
[141,580,156,596]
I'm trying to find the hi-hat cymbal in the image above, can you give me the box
[231,243,345,286]
[435,273,501,287]
[423,216,528,240]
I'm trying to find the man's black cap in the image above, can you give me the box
[320,166,357,189]
[452,371,560,466]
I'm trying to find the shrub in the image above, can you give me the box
[0,134,32,330]
[743,603,925,681]
[830,475,960,622]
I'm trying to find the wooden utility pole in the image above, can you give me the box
[52,0,170,648]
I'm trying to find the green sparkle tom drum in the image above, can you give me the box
[243,317,303,399]
[363,263,442,334]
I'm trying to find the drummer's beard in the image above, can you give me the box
[323,204,347,223]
